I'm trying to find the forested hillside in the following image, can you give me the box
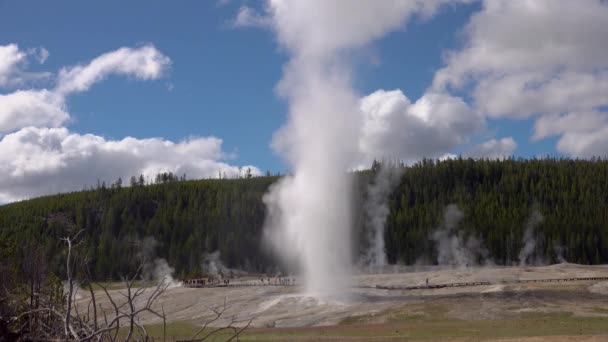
[383,158,608,266]
[1,158,607,281]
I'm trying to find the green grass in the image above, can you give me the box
[117,311,608,341]
[336,311,608,341]
[339,313,378,325]
[116,322,240,341]
[591,307,608,314]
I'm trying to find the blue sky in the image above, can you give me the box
[1,0,287,171]
[3,0,488,172]
[1,0,607,202]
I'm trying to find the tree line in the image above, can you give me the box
[1,157,607,284]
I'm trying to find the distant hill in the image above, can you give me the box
[1,158,607,281]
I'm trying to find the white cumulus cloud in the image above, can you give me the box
[55,45,171,95]
[0,44,26,87]
[0,90,69,132]
[357,89,483,167]
[0,44,259,203]
[0,44,50,88]
[0,44,171,134]
[465,137,517,159]
[433,0,608,90]
[0,127,261,203]
[534,111,608,157]
[432,0,608,157]
[473,71,608,119]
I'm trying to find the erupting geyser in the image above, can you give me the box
[261,0,443,295]
[262,28,361,295]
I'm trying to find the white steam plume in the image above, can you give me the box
[518,209,544,266]
[432,204,492,267]
[261,0,440,295]
[361,161,403,268]
[138,236,182,288]
[262,53,360,294]
[148,258,182,289]
[202,251,228,277]
[552,241,568,264]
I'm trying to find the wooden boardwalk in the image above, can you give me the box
[184,277,296,288]
[368,276,608,291]
[184,276,608,290]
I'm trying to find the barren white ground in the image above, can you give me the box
[77,263,608,328]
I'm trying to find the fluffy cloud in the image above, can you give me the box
[0,44,259,203]
[434,0,608,90]
[357,89,483,167]
[0,44,50,88]
[0,44,26,87]
[0,44,171,134]
[55,45,171,95]
[432,0,608,157]
[466,137,516,159]
[0,127,261,202]
[0,90,68,132]
[534,111,608,157]
[473,71,608,119]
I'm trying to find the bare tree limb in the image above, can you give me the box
[61,229,84,339]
